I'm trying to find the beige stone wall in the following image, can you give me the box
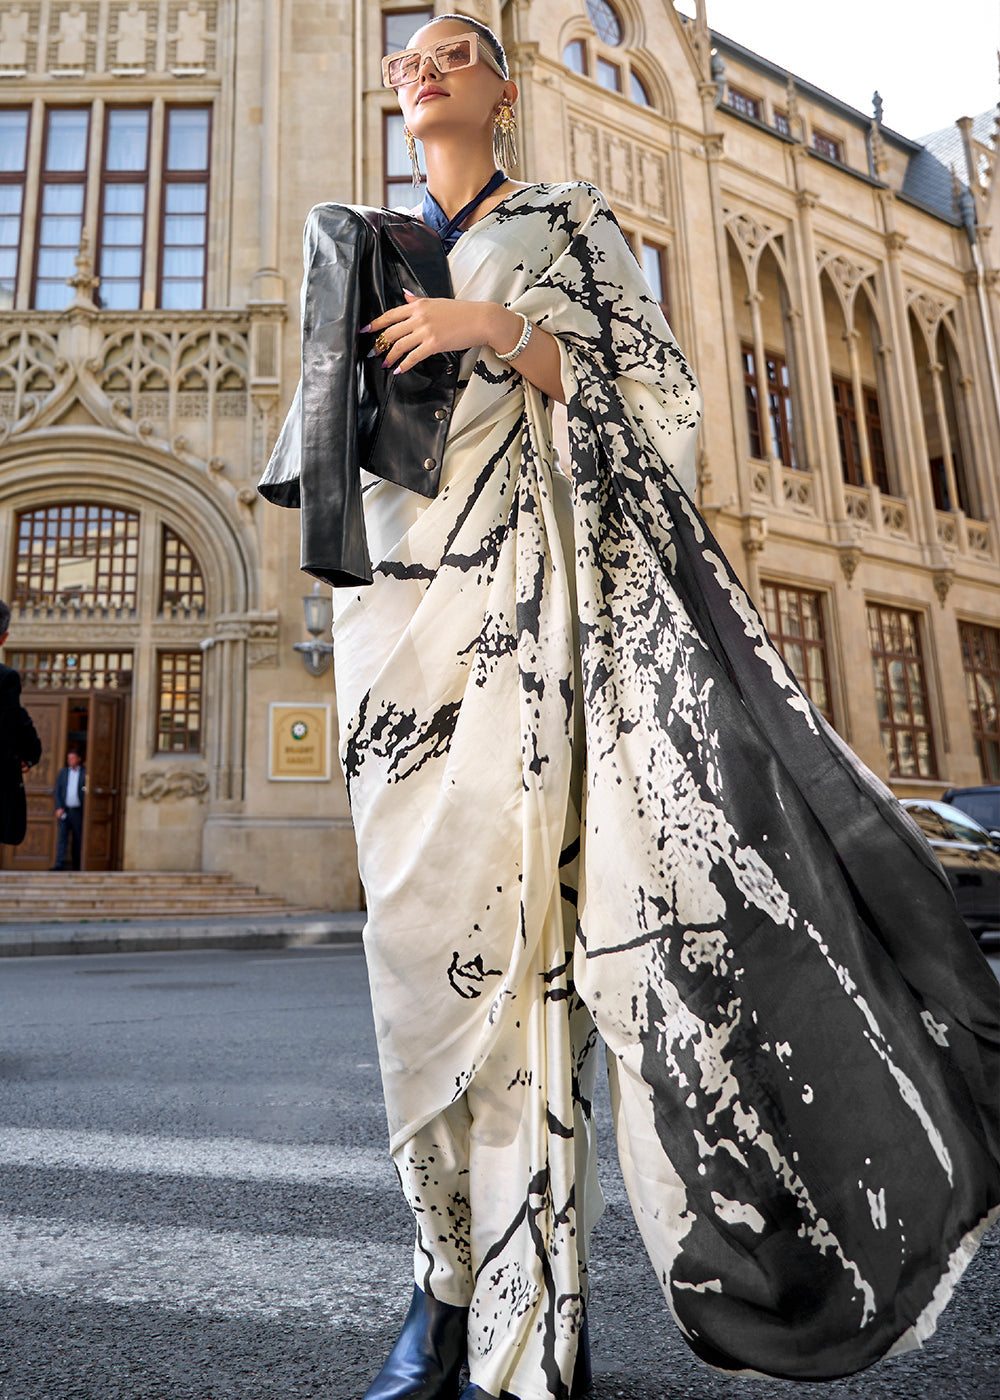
[1,0,997,904]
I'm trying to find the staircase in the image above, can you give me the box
[0,871,315,923]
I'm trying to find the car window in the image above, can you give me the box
[906,805,947,839]
[951,793,1000,830]
[938,809,993,846]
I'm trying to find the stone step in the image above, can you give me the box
[0,871,314,922]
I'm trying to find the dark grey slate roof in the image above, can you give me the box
[903,111,996,224]
[710,23,997,228]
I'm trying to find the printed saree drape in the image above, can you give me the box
[326,182,1000,1397]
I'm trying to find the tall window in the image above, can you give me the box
[159,106,210,309]
[0,108,29,308]
[742,344,796,467]
[97,107,150,310]
[832,375,862,486]
[867,603,937,779]
[160,527,206,614]
[762,584,833,723]
[4,102,211,311]
[641,241,670,323]
[833,377,889,490]
[865,390,890,494]
[630,71,651,106]
[34,108,90,310]
[562,40,587,74]
[960,621,1000,782]
[384,112,415,209]
[157,651,203,752]
[773,109,790,137]
[383,7,433,55]
[596,57,622,92]
[13,504,140,611]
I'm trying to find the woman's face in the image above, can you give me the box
[395,18,515,144]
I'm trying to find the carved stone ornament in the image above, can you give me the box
[908,290,952,345]
[820,253,871,316]
[838,541,863,586]
[138,767,210,802]
[247,613,280,669]
[932,567,955,607]
[725,211,774,278]
[742,514,767,555]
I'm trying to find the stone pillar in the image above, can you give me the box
[253,0,284,303]
[927,360,960,512]
[746,290,776,463]
[794,187,845,524]
[843,328,873,485]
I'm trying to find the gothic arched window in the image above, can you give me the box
[160,526,206,614]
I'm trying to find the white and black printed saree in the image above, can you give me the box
[328,182,1000,1389]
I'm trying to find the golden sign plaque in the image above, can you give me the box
[268,703,332,781]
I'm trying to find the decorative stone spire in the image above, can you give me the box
[872,91,884,125]
[786,77,804,143]
[66,230,99,309]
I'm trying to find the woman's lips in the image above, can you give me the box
[417,87,447,103]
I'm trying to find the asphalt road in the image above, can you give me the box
[0,943,998,1400]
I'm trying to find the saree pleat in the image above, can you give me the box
[330,182,1000,1394]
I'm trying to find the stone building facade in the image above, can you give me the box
[0,0,997,902]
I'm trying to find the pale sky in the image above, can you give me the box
[674,0,999,141]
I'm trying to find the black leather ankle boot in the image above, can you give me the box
[364,1285,469,1400]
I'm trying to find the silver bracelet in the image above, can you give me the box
[496,313,532,363]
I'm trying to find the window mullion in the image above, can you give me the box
[17,97,45,309]
[144,97,166,310]
[84,96,104,256]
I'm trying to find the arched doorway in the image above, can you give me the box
[0,441,257,875]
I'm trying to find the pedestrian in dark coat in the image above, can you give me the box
[0,600,42,847]
[53,750,86,870]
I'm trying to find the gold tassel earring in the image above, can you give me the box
[404,126,423,187]
[493,99,517,171]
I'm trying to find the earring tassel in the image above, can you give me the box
[404,126,423,187]
[493,103,518,171]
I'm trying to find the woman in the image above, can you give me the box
[285,15,1000,1400]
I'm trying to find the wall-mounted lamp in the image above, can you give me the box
[293,582,335,677]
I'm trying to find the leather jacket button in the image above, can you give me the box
[434,409,447,420]
[423,457,436,470]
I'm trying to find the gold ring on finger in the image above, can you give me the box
[373,332,391,356]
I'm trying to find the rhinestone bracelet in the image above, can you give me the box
[496,313,533,363]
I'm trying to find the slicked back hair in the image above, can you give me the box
[420,13,508,78]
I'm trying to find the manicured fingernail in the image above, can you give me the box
[359,323,372,333]
[365,347,379,358]
[393,366,404,375]
[382,359,391,370]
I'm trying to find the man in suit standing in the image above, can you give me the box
[0,599,43,848]
[54,748,86,871]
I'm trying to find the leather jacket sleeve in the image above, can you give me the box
[258,204,460,588]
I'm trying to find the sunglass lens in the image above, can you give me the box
[437,39,473,71]
[387,52,420,85]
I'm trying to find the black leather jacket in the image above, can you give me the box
[257,204,460,587]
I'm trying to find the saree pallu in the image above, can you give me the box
[330,182,1000,1390]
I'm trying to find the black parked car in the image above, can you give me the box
[941,784,1000,838]
[901,799,1000,942]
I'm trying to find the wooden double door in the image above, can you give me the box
[2,689,128,872]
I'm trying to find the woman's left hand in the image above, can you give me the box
[364,292,513,375]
